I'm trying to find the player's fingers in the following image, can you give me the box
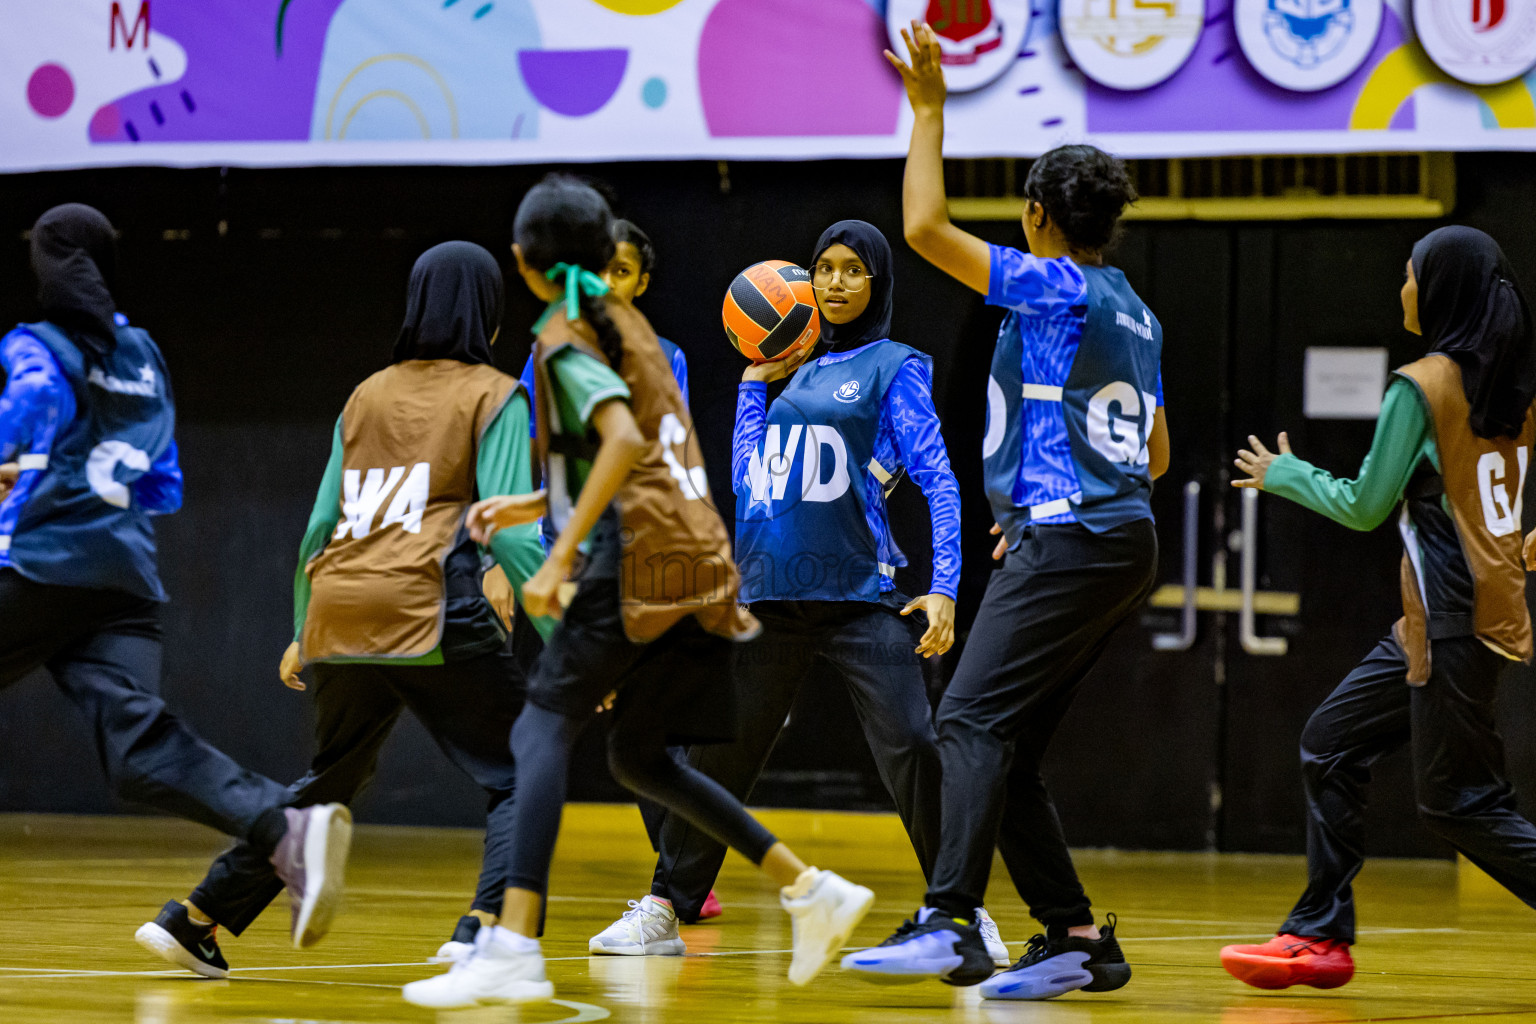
[1247,434,1272,457]
[1278,430,1292,454]
[883,50,911,76]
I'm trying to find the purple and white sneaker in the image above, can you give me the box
[270,803,353,949]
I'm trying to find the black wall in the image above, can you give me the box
[3,154,1535,851]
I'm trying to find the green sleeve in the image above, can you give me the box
[477,390,557,641]
[547,346,631,430]
[1264,377,1436,531]
[294,416,345,640]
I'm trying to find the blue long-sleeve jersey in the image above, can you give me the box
[0,322,183,573]
[732,345,962,600]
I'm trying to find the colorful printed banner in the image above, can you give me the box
[6,0,1536,174]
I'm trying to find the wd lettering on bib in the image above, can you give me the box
[736,341,921,602]
[745,425,851,505]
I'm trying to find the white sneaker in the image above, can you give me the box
[977,907,1011,966]
[402,928,556,1008]
[589,895,687,956]
[781,869,875,986]
[431,939,475,965]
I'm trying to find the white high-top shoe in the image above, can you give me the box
[402,927,555,1008]
[589,895,687,956]
[781,869,875,986]
[976,907,1011,966]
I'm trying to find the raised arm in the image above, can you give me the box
[885,20,991,295]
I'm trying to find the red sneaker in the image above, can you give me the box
[698,890,724,920]
[1220,934,1354,990]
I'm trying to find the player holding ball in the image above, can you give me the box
[591,220,1012,965]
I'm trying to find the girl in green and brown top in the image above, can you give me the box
[402,175,875,1009]
[148,241,551,976]
[1222,226,1536,989]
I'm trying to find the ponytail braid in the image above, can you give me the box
[577,288,624,372]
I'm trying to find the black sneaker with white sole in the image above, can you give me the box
[840,907,996,986]
[135,900,229,979]
[980,913,1131,1000]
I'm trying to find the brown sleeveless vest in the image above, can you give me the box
[300,360,519,662]
[1393,354,1534,684]
[533,300,759,644]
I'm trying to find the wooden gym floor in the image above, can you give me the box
[1,806,1533,1023]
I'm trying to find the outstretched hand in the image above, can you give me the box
[1233,433,1293,489]
[884,20,947,115]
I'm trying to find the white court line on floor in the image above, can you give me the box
[0,926,1472,983]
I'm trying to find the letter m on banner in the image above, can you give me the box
[111,2,150,50]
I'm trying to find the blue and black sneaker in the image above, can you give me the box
[135,899,230,979]
[840,907,995,986]
[980,914,1130,1000]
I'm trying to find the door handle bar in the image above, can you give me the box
[1152,481,1200,651]
[1239,488,1288,656]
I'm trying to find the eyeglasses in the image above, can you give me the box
[811,264,873,292]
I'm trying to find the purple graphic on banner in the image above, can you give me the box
[699,0,901,137]
[1084,0,1411,132]
[91,0,346,143]
[518,50,628,117]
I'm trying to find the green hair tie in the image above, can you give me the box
[532,262,609,334]
[551,261,609,319]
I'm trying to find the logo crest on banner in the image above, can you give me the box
[1414,0,1536,85]
[1236,0,1383,92]
[1059,0,1206,91]
[886,0,1034,92]
[834,380,862,403]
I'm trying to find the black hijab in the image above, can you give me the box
[811,220,893,352]
[1411,226,1536,439]
[31,204,119,360]
[392,241,504,365]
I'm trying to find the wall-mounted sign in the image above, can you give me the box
[886,0,1034,93]
[1059,0,1206,91]
[1236,0,1384,92]
[1304,347,1389,420]
[1414,0,1536,85]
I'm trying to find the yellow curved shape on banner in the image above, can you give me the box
[1352,44,1536,130]
[586,0,687,13]
[324,54,460,139]
[339,90,432,139]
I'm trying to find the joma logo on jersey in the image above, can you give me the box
[746,425,850,505]
[335,463,430,539]
[1115,309,1153,340]
[834,380,862,403]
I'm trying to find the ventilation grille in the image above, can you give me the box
[947,154,1455,221]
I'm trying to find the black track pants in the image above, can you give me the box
[190,652,523,934]
[0,570,290,843]
[1282,633,1536,943]
[925,521,1157,926]
[647,594,940,923]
